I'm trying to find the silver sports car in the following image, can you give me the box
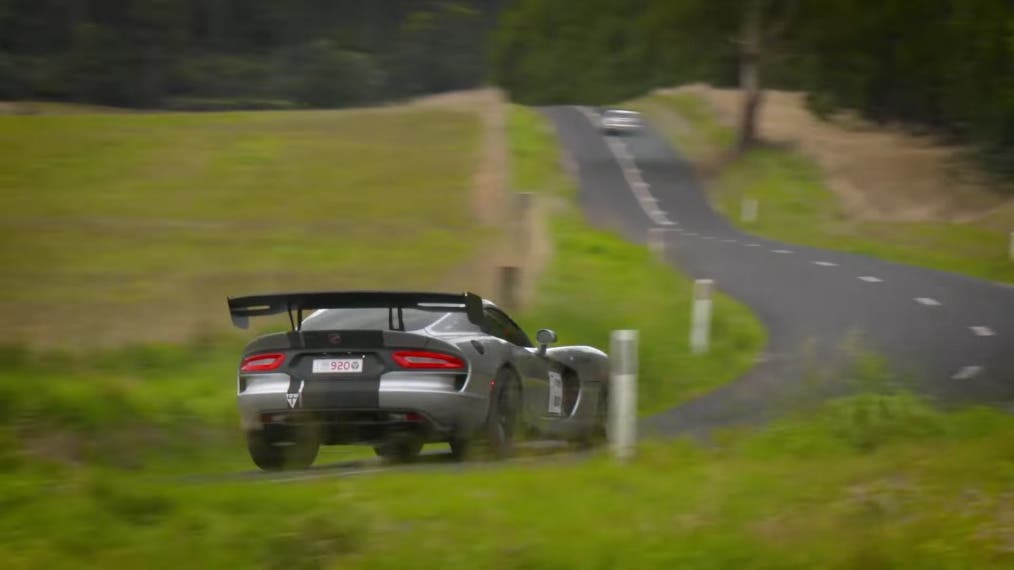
[227,291,610,470]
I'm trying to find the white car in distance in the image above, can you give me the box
[600,109,642,136]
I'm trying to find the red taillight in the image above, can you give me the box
[392,350,465,369]
[240,353,285,372]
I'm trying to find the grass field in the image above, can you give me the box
[0,101,765,469]
[631,93,1014,284]
[3,389,1012,569]
[0,105,765,477]
[0,106,489,346]
[1,102,1010,568]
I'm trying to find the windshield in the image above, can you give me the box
[301,308,479,332]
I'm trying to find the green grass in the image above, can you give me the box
[7,102,1010,568]
[633,93,1014,284]
[507,105,765,413]
[0,107,490,345]
[2,391,1012,569]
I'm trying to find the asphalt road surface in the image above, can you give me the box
[544,106,1014,436]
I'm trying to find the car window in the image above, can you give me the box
[301,308,452,331]
[427,312,482,334]
[483,308,533,347]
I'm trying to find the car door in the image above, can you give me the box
[483,308,551,423]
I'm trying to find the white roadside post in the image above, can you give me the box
[690,279,714,354]
[741,197,759,223]
[1009,231,1014,262]
[609,330,638,461]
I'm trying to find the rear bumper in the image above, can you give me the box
[237,372,488,443]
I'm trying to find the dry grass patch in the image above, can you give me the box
[663,84,1013,223]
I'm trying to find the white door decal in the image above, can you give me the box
[548,371,563,415]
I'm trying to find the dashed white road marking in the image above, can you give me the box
[723,239,737,243]
[951,365,983,380]
[685,232,699,237]
[626,169,645,185]
[746,243,761,247]
[702,236,717,240]
[630,177,648,189]
[812,261,837,267]
[915,297,942,306]
[858,276,883,283]
[577,106,674,227]
[970,326,995,337]
[772,249,793,254]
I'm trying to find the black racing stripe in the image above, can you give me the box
[290,352,383,409]
[293,330,385,349]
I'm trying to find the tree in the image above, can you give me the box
[0,0,502,108]
[291,40,383,107]
[389,2,487,97]
[63,23,130,104]
[735,0,797,151]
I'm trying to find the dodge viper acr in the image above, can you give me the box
[227,291,610,470]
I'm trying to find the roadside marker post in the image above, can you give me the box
[498,266,520,311]
[1009,231,1014,262]
[741,198,759,223]
[497,192,535,312]
[515,192,534,260]
[690,279,714,354]
[609,330,638,462]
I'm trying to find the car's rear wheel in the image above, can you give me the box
[447,368,521,462]
[246,426,320,471]
[485,367,522,458]
[373,437,423,463]
[448,437,471,461]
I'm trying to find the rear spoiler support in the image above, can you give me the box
[386,306,405,332]
[227,291,485,331]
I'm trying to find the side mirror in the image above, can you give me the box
[535,328,557,355]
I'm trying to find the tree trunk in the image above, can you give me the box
[737,0,765,152]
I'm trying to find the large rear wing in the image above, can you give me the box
[227,291,485,331]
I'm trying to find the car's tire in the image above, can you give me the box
[373,437,423,463]
[485,367,522,458]
[448,437,471,461]
[246,426,320,471]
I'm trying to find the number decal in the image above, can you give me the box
[312,358,363,374]
[548,371,563,415]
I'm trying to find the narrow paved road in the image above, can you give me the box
[544,106,1014,436]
